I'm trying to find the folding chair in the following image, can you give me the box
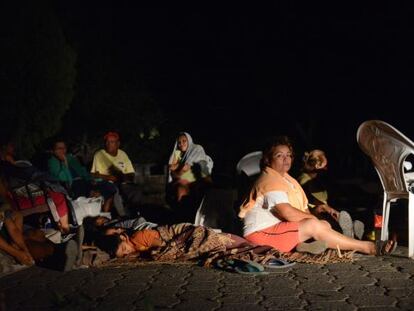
[3,161,79,230]
[357,120,414,257]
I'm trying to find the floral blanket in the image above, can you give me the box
[100,224,353,267]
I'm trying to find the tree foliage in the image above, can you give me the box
[0,1,76,157]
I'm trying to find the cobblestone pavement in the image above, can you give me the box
[1,247,414,310]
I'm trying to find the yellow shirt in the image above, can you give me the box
[91,149,135,176]
[173,150,196,183]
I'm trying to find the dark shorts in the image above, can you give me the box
[93,180,117,200]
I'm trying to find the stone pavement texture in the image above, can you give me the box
[1,247,414,310]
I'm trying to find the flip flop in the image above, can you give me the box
[215,259,269,275]
[375,239,398,256]
[264,258,296,269]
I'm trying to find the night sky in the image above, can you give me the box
[19,2,414,176]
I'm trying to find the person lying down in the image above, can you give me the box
[95,223,355,267]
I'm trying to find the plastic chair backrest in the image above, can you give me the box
[357,120,414,200]
[236,151,263,177]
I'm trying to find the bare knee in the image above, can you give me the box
[299,218,330,240]
[299,218,322,241]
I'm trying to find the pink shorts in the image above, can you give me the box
[245,222,300,253]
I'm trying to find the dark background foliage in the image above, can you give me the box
[1,1,414,180]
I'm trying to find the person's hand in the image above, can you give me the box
[182,163,191,172]
[15,250,35,266]
[57,153,67,164]
[326,206,340,220]
[314,205,324,215]
[105,227,125,235]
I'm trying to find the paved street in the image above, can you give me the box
[1,247,414,310]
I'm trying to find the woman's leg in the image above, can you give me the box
[94,181,116,212]
[298,218,376,254]
[4,211,31,253]
[0,235,34,265]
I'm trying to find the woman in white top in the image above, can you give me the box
[239,136,395,256]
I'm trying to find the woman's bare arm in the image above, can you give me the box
[271,203,317,222]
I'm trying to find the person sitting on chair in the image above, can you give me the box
[48,139,116,213]
[0,183,78,271]
[90,131,141,217]
[0,153,72,235]
[239,135,396,256]
[167,132,213,204]
[297,149,365,239]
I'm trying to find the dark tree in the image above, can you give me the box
[0,1,76,157]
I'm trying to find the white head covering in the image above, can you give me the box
[168,132,213,182]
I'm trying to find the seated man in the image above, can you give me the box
[48,139,116,213]
[90,131,141,217]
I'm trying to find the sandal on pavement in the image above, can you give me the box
[296,240,328,255]
[215,259,269,275]
[264,258,296,269]
[375,239,398,256]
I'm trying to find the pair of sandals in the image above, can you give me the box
[215,258,296,275]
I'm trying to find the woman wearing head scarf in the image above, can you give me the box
[168,132,213,203]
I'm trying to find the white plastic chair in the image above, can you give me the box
[357,120,414,257]
[236,151,263,177]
